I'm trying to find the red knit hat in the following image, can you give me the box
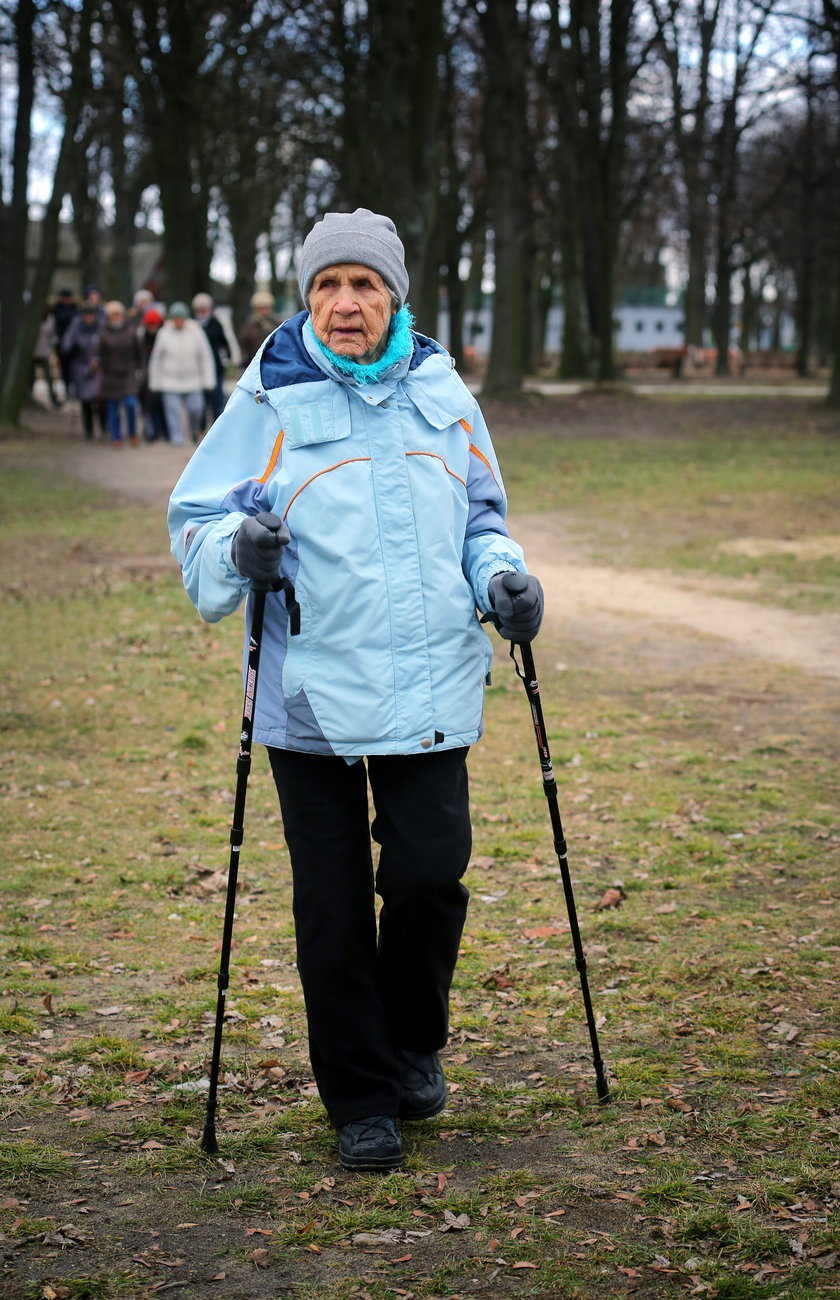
[143,308,163,327]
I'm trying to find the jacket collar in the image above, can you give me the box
[236,310,473,426]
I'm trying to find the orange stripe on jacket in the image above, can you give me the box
[183,430,286,556]
[459,418,473,433]
[255,430,284,483]
[282,458,372,519]
[469,442,500,487]
[405,451,466,486]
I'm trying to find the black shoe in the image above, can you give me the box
[398,1050,447,1120]
[338,1115,404,1170]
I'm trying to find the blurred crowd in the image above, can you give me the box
[31,286,283,446]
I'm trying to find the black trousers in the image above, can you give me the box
[267,746,471,1126]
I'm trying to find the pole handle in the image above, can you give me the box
[248,513,300,632]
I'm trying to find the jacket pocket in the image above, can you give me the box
[277,384,352,449]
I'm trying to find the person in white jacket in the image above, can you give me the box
[148,301,216,444]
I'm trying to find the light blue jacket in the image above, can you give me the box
[168,311,526,758]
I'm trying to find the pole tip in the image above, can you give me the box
[200,1121,219,1154]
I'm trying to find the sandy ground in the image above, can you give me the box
[40,431,840,685]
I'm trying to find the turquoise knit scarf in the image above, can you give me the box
[312,305,415,384]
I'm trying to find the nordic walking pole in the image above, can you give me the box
[201,516,299,1154]
[511,640,612,1104]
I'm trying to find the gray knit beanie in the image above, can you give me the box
[298,208,409,308]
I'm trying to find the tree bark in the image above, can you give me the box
[711,228,733,376]
[109,0,214,304]
[0,2,93,423]
[478,0,531,395]
[651,1,720,350]
[569,0,637,383]
[823,0,840,405]
[331,0,445,329]
[0,0,35,390]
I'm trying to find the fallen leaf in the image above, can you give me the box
[440,1210,470,1232]
[593,886,626,911]
[123,1069,151,1085]
[513,1261,538,1269]
[250,1248,271,1268]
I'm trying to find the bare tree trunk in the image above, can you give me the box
[684,195,710,348]
[0,0,35,391]
[651,1,720,350]
[712,230,732,376]
[823,0,840,405]
[71,139,104,294]
[479,0,531,395]
[228,204,262,335]
[331,0,445,329]
[0,2,93,423]
[110,0,214,304]
[571,0,636,383]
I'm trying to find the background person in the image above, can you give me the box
[168,209,544,1173]
[60,299,104,439]
[139,308,168,442]
[191,292,231,423]
[31,306,61,408]
[237,290,280,368]
[129,288,153,328]
[52,288,78,394]
[94,300,143,446]
[148,301,216,445]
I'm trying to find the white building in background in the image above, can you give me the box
[436,302,686,355]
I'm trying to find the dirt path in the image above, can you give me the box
[48,437,840,683]
[513,514,840,682]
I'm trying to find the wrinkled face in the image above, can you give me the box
[309,264,395,363]
[106,305,124,325]
[171,315,186,330]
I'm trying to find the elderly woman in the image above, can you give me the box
[168,209,543,1171]
[95,300,144,445]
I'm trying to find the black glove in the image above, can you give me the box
[488,570,544,642]
[230,511,289,588]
